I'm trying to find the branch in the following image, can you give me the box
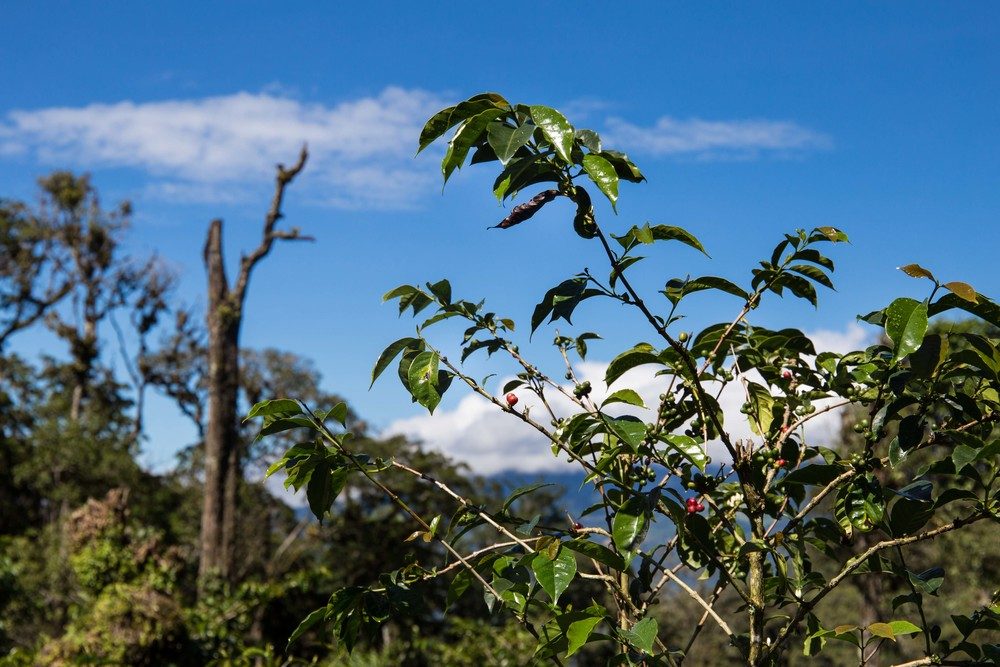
[232,145,310,305]
[768,512,989,659]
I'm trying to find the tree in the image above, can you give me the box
[0,197,70,351]
[256,94,1000,666]
[199,146,310,581]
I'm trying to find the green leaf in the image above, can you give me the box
[371,337,420,388]
[446,568,472,610]
[306,463,348,523]
[442,107,506,183]
[407,350,443,413]
[908,567,944,594]
[599,150,645,182]
[323,402,350,427]
[557,609,605,657]
[888,620,923,636]
[929,292,1000,328]
[746,382,775,436]
[563,539,627,570]
[605,343,661,386]
[662,275,750,305]
[782,464,846,486]
[605,415,647,451]
[245,398,302,421]
[575,129,602,153]
[529,105,575,164]
[417,93,509,153]
[614,223,708,256]
[502,483,554,511]
[788,263,834,290]
[612,496,648,553]
[602,389,646,409]
[581,154,620,209]
[531,545,577,604]
[287,606,328,647]
[885,297,929,362]
[624,617,658,654]
[812,226,850,243]
[661,434,708,471]
[487,122,534,166]
[952,444,978,471]
[531,277,601,333]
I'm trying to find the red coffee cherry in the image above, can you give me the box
[505,392,518,408]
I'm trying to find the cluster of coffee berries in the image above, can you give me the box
[794,401,817,416]
[685,472,718,493]
[633,464,657,482]
[573,381,592,398]
[852,417,871,434]
[685,497,706,514]
[752,448,784,468]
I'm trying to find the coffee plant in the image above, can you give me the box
[250,93,1000,665]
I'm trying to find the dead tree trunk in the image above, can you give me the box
[198,146,310,582]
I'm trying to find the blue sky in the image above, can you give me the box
[2,3,998,473]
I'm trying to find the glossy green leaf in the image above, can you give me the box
[442,107,506,183]
[575,129,602,153]
[888,620,923,636]
[612,496,648,553]
[582,154,619,208]
[529,105,575,164]
[781,463,846,487]
[599,150,645,182]
[928,292,1000,328]
[306,462,348,523]
[614,223,708,256]
[487,122,534,166]
[407,350,442,413]
[558,609,605,657]
[746,382,775,436]
[662,275,750,305]
[564,539,627,570]
[287,606,328,647]
[371,337,420,388]
[605,415,646,451]
[885,297,929,362]
[417,93,509,153]
[624,617,658,654]
[602,389,646,409]
[605,343,661,386]
[661,434,708,470]
[245,398,302,421]
[531,545,576,603]
[501,482,554,511]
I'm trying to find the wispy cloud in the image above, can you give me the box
[385,324,868,475]
[0,90,832,209]
[604,115,831,160]
[0,87,446,209]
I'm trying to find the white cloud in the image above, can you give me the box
[385,323,869,474]
[1,90,833,208]
[604,115,831,159]
[0,87,446,210]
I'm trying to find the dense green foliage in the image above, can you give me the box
[257,93,1000,666]
[1,94,998,666]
